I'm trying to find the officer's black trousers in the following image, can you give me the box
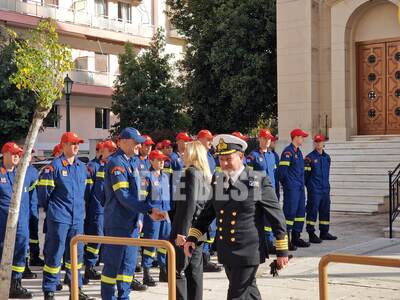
[224,265,261,300]
[175,244,203,300]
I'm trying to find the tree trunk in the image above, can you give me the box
[0,110,47,299]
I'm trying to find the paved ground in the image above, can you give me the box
[22,212,400,299]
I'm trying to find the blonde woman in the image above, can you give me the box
[170,141,212,300]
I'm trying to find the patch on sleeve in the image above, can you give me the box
[111,166,125,175]
[283,151,292,159]
[44,165,54,173]
[305,156,311,163]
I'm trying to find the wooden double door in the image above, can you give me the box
[358,40,400,135]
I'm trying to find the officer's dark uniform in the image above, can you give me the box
[38,152,90,295]
[187,135,288,300]
[101,130,156,300]
[305,148,334,239]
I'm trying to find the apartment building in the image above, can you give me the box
[0,0,184,156]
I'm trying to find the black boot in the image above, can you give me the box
[320,232,337,240]
[288,233,297,251]
[23,258,38,279]
[131,278,148,291]
[9,278,33,299]
[143,267,157,287]
[308,231,322,244]
[135,264,143,273]
[44,291,55,300]
[29,254,44,267]
[69,288,96,300]
[202,252,222,272]
[56,282,63,291]
[292,232,310,248]
[83,265,101,284]
[159,266,168,282]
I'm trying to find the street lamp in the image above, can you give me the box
[64,74,74,132]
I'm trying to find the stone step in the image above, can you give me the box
[331,202,384,214]
[327,148,400,155]
[332,161,395,168]
[331,167,389,175]
[330,188,388,197]
[330,155,400,162]
[349,135,400,142]
[325,141,400,150]
[382,216,400,238]
[331,195,386,205]
[330,174,387,182]
[330,181,387,189]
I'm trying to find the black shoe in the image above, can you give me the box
[30,255,45,267]
[44,291,55,300]
[320,232,337,240]
[202,252,222,272]
[308,232,322,244]
[159,267,168,282]
[135,265,143,273]
[131,278,148,291]
[84,266,101,284]
[9,279,33,299]
[69,289,96,300]
[22,265,38,279]
[143,268,157,287]
[151,260,158,268]
[288,233,297,251]
[56,283,63,291]
[63,274,69,285]
[292,232,310,248]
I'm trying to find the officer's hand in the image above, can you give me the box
[183,241,196,257]
[137,220,143,233]
[175,234,186,246]
[149,208,167,221]
[277,256,289,269]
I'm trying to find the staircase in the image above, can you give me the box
[324,135,400,214]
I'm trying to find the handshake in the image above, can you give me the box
[149,208,168,221]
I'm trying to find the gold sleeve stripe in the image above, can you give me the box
[188,227,203,239]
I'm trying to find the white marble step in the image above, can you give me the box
[330,174,387,182]
[330,155,400,162]
[327,148,400,155]
[331,167,389,175]
[325,141,400,150]
[330,188,388,197]
[330,181,387,189]
[349,135,400,142]
[331,203,384,214]
[332,161,395,168]
[330,195,386,205]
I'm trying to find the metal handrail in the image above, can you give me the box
[70,235,176,300]
[389,162,400,238]
[319,253,400,300]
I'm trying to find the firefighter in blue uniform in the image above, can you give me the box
[100,127,167,300]
[305,134,337,243]
[247,129,278,254]
[197,129,221,273]
[82,141,104,283]
[279,128,310,251]
[38,132,93,300]
[23,151,41,280]
[141,150,171,286]
[83,140,117,284]
[0,142,35,298]
[270,135,281,200]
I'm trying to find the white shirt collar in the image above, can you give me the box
[224,164,245,184]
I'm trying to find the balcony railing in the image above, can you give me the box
[69,69,118,87]
[0,0,154,38]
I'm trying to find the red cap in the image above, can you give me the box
[52,144,62,156]
[155,142,163,150]
[142,135,155,146]
[60,132,84,144]
[1,142,23,156]
[271,135,279,142]
[197,129,213,140]
[290,128,308,139]
[176,132,192,142]
[161,139,173,148]
[96,142,104,151]
[258,129,273,139]
[231,131,249,141]
[102,140,117,152]
[313,134,326,143]
[149,150,170,161]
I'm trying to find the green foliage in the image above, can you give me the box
[166,0,277,133]
[111,29,191,134]
[10,18,73,111]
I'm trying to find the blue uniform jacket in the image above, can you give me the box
[37,155,89,225]
[304,150,331,192]
[87,161,107,215]
[278,144,305,190]
[143,169,171,212]
[247,149,277,189]
[27,165,39,221]
[272,150,280,196]
[207,151,216,174]
[134,155,151,175]
[103,149,154,230]
[0,164,39,230]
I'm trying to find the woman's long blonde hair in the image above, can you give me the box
[185,141,212,183]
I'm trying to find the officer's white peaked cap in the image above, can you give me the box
[212,134,248,156]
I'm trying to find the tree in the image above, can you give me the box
[0,19,72,298]
[166,0,277,133]
[111,29,191,135]
[0,30,60,146]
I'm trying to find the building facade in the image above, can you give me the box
[0,0,184,156]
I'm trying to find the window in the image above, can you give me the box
[95,0,108,17]
[95,108,110,129]
[74,56,89,71]
[43,105,60,128]
[95,53,108,73]
[118,2,132,23]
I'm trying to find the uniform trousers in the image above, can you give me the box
[224,265,261,300]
